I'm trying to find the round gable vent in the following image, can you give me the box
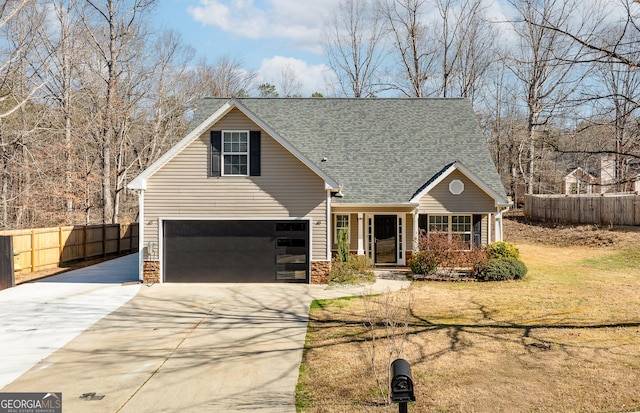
[449,179,464,195]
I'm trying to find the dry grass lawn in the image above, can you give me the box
[297,240,640,412]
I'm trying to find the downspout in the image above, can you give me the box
[413,208,419,252]
[357,212,364,255]
[326,190,331,261]
[495,206,509,242]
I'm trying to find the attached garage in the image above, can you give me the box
[162,220,310,283]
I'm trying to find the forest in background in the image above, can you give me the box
[0,0,638,229]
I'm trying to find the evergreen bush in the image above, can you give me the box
[407,250,438,275]
[337,229,349,263]
[488,241,520,260]
[329,255,374,285]
[476,257,528,281]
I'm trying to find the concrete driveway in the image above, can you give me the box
[0,253,141,389]
[1,260,409,413]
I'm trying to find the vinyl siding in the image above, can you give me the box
[418,170,495,213]
[483,215,489,245]
[406,212,414,251]
[143,108,328,261]
[349,213,358,250]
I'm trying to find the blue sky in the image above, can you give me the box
[150,0,616,97]
[151,0,341,96]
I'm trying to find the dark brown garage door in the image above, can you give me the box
[163,220,309,283]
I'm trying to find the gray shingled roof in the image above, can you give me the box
[192,98,507,205]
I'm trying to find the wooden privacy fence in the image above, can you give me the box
[525,194,640,226]
[0,223,138,274]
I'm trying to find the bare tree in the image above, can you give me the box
[437,0,496,104]
[34,0,87,220]
[278,65,303,97]
[505,0,585,195]
[194,55,256,98]
[0,0,46,120]
[435,0,460,98]
[483,62,529,204]
[376,0,436,97]
[322,0,386,97]
[521,0,640,191]
[575,29,640,191]
[0,0,50,227]
[81,0,156,223]
[131,29,196,172]
[529,0,640,69]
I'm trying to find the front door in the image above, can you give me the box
[374,215,397,264]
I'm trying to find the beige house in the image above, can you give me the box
[564,167,598,194]
[128,98,511,284]
[564,155,640,195]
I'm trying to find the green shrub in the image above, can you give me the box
[329,260,353,284]
[509,258,528,279]
[407,250,438,275]
[488,241,520,260]
[476,257,528,281]
[329,255,374,285]
[347,254,374,276]
[476,258,513,281]
[337,229,349,263]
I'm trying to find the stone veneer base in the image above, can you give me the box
[310,261,331,284]
[143,260,160,284]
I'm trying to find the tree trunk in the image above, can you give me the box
[61,0,74,215]
[1,138,7,228]
[101,0,116,225]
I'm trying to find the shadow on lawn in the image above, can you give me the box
[307,298,640,360]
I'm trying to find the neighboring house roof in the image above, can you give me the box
[564,167,597,181]
[131,97,509,206]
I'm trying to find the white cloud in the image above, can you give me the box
[257,56,335,96]
[187,0,341,54]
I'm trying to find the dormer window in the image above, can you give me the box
[223,131,248,175]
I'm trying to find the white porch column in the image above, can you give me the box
[326,191,332,260]
[488,213,492,245]
[357,212,364,255]
[495,211,504,242]
[398,213,406,265]
[413,211,419,251]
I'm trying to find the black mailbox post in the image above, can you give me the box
[390,358,415,412]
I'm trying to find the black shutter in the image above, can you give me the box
[473,215,482,248]
[210,130,221,177]
[249,131,261,176]
[418,214,427,232]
